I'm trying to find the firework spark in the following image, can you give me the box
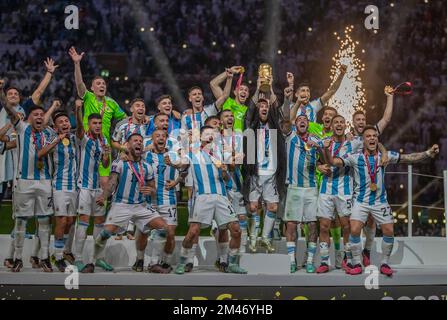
[328,26,366,129]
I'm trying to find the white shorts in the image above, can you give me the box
[106,203,161,234]
[53,190,78,217]
[317,193,352,220]
[189,194,238,228]
[351,201,393,225]
[77,189,105,216]
[228,189,247,216]
[283,185,318,223]
[249,174,279,204]
[157,205,178,226]
[13,179,53,217]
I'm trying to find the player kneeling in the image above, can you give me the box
[94,134,168,271]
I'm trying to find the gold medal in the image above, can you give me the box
[370,183,377,192]
[304,144,311,151]
[239,66,245,73]
[214,160,222,169]
[62,138,70,146]
[37,160,44,170]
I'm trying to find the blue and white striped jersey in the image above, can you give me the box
[218,133,244,192]
[187,148,227,196]
[290,99,323,123]
[111,159,154,204]
[77,134,108,190]
[112,117,151,144]
[46,130,78,191]
[342,151,400,205]
[146,151,178,206]
[320,139,363,196]
[14,120,55,181]
[257,123,277,176]
[181,103,218,131]
[285,133,323,188]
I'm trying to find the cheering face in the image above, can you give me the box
[29,109,45,131]
[201,128,214,145]
[157,98,173,115]
[6,88,20,106]
[131,101,146,121]
[128,135,144,157]
[55,116,71,134]
[207,118,221,130]
[363,128,379,153]
[235,85,249,104]
[295,115,309,135]
[322,109,337,130]
[220,111,234,129]
[89,118,103,136]
[91,78,107,98]
[331,116,346,137]
[353,113,366,134]
[154,115,169,131]
[296,86,310,105]
[188,88,204,110]
[152,130,167,152]
[258,101,269,122]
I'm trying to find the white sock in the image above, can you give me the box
[187,243,197,264]
[286,241,296,264]
[74,221,89,262]
[32,234,40,258]
[218,242,229,263]
[64,224,75,253]
[150,229,166,265]
[381,236,394,265]
[14,218,27,260]
[319,242,330,265]
[127,221,135,233]
[228,248,239,265]
[38,217,51,260]
[93,223,104,239]
[180,246,190,264]
[349,235,362,266]
[7,233,15,259]
[364,226,375,251]
[94,229,111,260]
[239,219,248,253]
[262,211,276,239]
[307,242,317,264]
[249,215,258,244]
[54,238,65,261]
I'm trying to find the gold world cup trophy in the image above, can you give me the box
[258,63,272,93]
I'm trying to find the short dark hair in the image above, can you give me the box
[91,76,106,86]
[28,105,45,114]
[155,94,172,106]
[352,110,366,119]
[331,114,345,124]
[362,125,377,135]
[130,98,145,107]
[200,125,213,135]
[127,133,143,142]
[151,128,167,138]
[217,109,233,119]
[88,113,102,121]
[6,87,20,95]
[236,82,250,90]
[205,115,220,125]
[322,106,338,114]
[297,81,310,89]
[53,112,69,123]
[187,86,202,96]
[153,112,169,122]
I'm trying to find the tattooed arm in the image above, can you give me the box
[399,145,439,164]
[97,172,119,206]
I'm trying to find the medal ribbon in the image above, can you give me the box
[393,82,412,95]
[128,161,145,187]
[330,139,345,157]
[364,152,379,186]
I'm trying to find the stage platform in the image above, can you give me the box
[1,236,447,300]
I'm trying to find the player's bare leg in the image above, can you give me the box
[227,221,247,274]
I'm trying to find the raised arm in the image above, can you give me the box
[97,172,119,206]
[38,132,67,159]
[323,139,344,167]
[101,143,111,168]
[43,99,61,127]
[215,68,234,109]
[320,65,347,105]
[75,98,84,139]
[210,66,241,99]
[31,58,59,106]
[69,47,87,98]
[376,86,394,134]
[3,100,20,125]
[399,145,439,164]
